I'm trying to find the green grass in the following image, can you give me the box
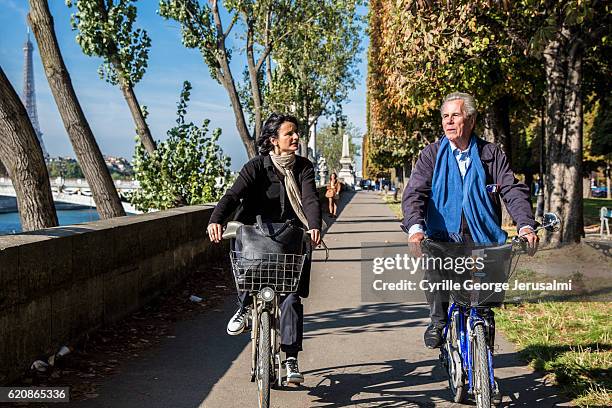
[584,198,612,226]
[383,194,402,219]
[497,302,612,407]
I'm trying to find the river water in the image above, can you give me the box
[0,209,100,235]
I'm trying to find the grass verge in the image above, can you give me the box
[383,194,402,219]
[584,198,612,226]
[496,302,612,407]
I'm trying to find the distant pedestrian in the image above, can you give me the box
[325,172,341,218]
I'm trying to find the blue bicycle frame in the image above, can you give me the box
[443,303,496,394]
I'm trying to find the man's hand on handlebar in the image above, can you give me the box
[308,229,321,246]
[207,223,223,244]
[521,229,539,256]
[408,232,425,257]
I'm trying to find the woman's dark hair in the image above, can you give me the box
[257,113,299,155]
[330,172,338,181]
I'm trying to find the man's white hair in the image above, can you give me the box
[441,92,477,118]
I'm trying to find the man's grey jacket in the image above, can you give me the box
[401,137,536,234]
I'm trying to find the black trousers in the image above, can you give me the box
[427,223,473,326]
[231,239,311,354]
[425,268,449,325]
[238,292,304,354]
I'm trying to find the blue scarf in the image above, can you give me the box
[426,136,507,244]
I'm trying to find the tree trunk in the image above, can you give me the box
[482,96,512,166]
[92,0,157,156]
[0,66,58,230]
[28,0,125,219]
[211,0,257,159]
[217,60,257,158]
[606,157,612,199]
[543,27,583,245]
[266,54,273,87]
[299,138,309,158]
[524,172,534,196]
[118,80,157,155]
[482,96,514,226]
[245,28,263,145]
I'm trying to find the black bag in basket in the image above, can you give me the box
[234,215,305,271]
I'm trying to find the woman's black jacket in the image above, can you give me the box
[209,154,322,230]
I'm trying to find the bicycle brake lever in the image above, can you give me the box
[222,221,243,240]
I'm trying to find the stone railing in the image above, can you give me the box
[0,205,227,384]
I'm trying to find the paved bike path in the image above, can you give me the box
[70,191,569,407]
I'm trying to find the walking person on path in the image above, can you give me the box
[207,113,322,384]
[325,172,342,217]
[401,92,539,349]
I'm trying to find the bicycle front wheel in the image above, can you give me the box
[445,316,466,402]
[257,310,271,408]
[473,324,491,408]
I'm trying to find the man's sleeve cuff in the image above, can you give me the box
[518,225,535,235]
[400,223,425,237]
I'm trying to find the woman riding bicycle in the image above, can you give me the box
[207,113,322,384]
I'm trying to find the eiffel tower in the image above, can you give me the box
[22,29,49,159]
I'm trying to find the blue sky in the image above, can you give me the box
[0,0,368,171]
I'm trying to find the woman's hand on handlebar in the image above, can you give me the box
[207,223,223,244]
[307,229,321,246]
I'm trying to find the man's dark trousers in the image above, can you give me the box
[426,220,474,326]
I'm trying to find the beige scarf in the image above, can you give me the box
[269,152,310,229]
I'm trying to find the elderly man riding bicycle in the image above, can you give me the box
[401,92,539,349]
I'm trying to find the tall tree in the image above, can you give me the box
[0,66,58,231]
[510,0,610,244]
[66,0,157,155]
[368,1,541,161]
[159,0,356,159]
[28,0,125,219]
[264,0,364,154]
[159,0,300,158]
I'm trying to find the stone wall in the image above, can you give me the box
[0,205,227,384]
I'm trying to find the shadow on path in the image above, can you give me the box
[301,355,568,407]
[304,303,430,337]
[68,297,249,408]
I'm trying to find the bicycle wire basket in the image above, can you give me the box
[426,244,515,308]
[454,244,514,307]
[229,250,306,294]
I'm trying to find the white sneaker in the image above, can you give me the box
[227,307,249,335]
[285,357,304,384]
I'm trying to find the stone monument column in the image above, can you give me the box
[337,130,355,187]
[317,157,328,186]
[307,119,317,163]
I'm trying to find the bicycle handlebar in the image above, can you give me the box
[420,236,527,258]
